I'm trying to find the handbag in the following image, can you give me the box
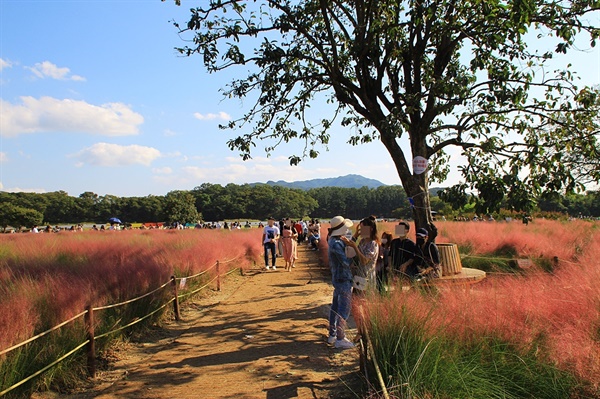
[352,275,368,290]
[345,246,356,258]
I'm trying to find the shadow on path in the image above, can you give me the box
[56,242,363,399]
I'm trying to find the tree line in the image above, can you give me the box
[1,184,599,230]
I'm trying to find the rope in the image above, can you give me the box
[93,280,171,311]
[174,261,218,281]
[0,340,89,397]
[0,256,245,396]
[177,274,220,300]
[173,257,238,281]
[0,310,88,356]
[224,267,240,276]
[94,298,175,340]
[219,256,241,264]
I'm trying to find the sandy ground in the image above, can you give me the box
[43,243,364,399]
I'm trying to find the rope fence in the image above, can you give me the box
[0,310,88,357]
[0,256,243,397]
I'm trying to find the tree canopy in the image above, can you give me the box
[2,184,600,230]
[167,0,600,233]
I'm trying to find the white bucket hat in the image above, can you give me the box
[328,216,353,237]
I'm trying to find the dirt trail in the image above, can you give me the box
[55,243,363,399]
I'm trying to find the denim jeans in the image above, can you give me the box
[328,280,353,340]
[264,242,276,266]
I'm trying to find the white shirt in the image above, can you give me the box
[263,225,280,244]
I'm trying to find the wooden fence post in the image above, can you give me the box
[171,276,181,321]
[84,305,96,378]
[216,261,222,292]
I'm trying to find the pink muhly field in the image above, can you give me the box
[0,228,263,353]
[435,218,595,261]
[325,219,600,387]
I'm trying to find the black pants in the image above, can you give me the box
[264,242,276,266]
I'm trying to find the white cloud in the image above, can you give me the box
[193,111,231,121]
[70,143,161,167]
[164,129,177,137]
[0,96,144,137]
[0,152,7,163]
[152,167,173,174]
[25,61,85,81]
[0,58,12,71]
[225,155,286,164]
[152,157,319,188]
[2,186,47,193]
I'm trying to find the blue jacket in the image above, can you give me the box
[328,236,353,283]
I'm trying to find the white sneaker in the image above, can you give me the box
[266,266,271,270]
[272,266,277,270]
[327,335,337,345]
[334,338,354,349]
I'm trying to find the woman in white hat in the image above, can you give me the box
[326,216,355,349]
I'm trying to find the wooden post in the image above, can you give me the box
[84,305,96,378]
[171,276,181,321]
[216,261,222,291]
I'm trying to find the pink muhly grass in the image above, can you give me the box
[435,219,592,261]
[0,228,264,353]
[371,255,600,384]
[349,220,600,385]
[379,219,594,262]
[0,277,39,352]
[437,258,599,384]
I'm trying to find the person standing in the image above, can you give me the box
[294,220,304,243]
[262,217,280,270]
[281,218,298,271]
[377,231,393,292]
[278,219,285,256]
[343,216,380,292]
[327,216,355,349]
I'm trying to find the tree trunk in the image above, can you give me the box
[405,174,437,241]
[380,129,437,240]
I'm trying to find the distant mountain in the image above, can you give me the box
[259,174,386,190]
[251,174,450,194]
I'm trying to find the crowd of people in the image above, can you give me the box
[30,214,442,352]
[326,215,441,350]
[261,217,322,271]
[29,224,88,233]
[259,214,442,350]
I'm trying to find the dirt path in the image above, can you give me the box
[55,243,363,399]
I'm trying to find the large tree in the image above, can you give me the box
[166,0,600,233]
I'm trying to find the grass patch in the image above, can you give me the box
[0,229,263,397]
[365,294,580,399]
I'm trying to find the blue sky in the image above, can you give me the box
[1,1,598,197]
